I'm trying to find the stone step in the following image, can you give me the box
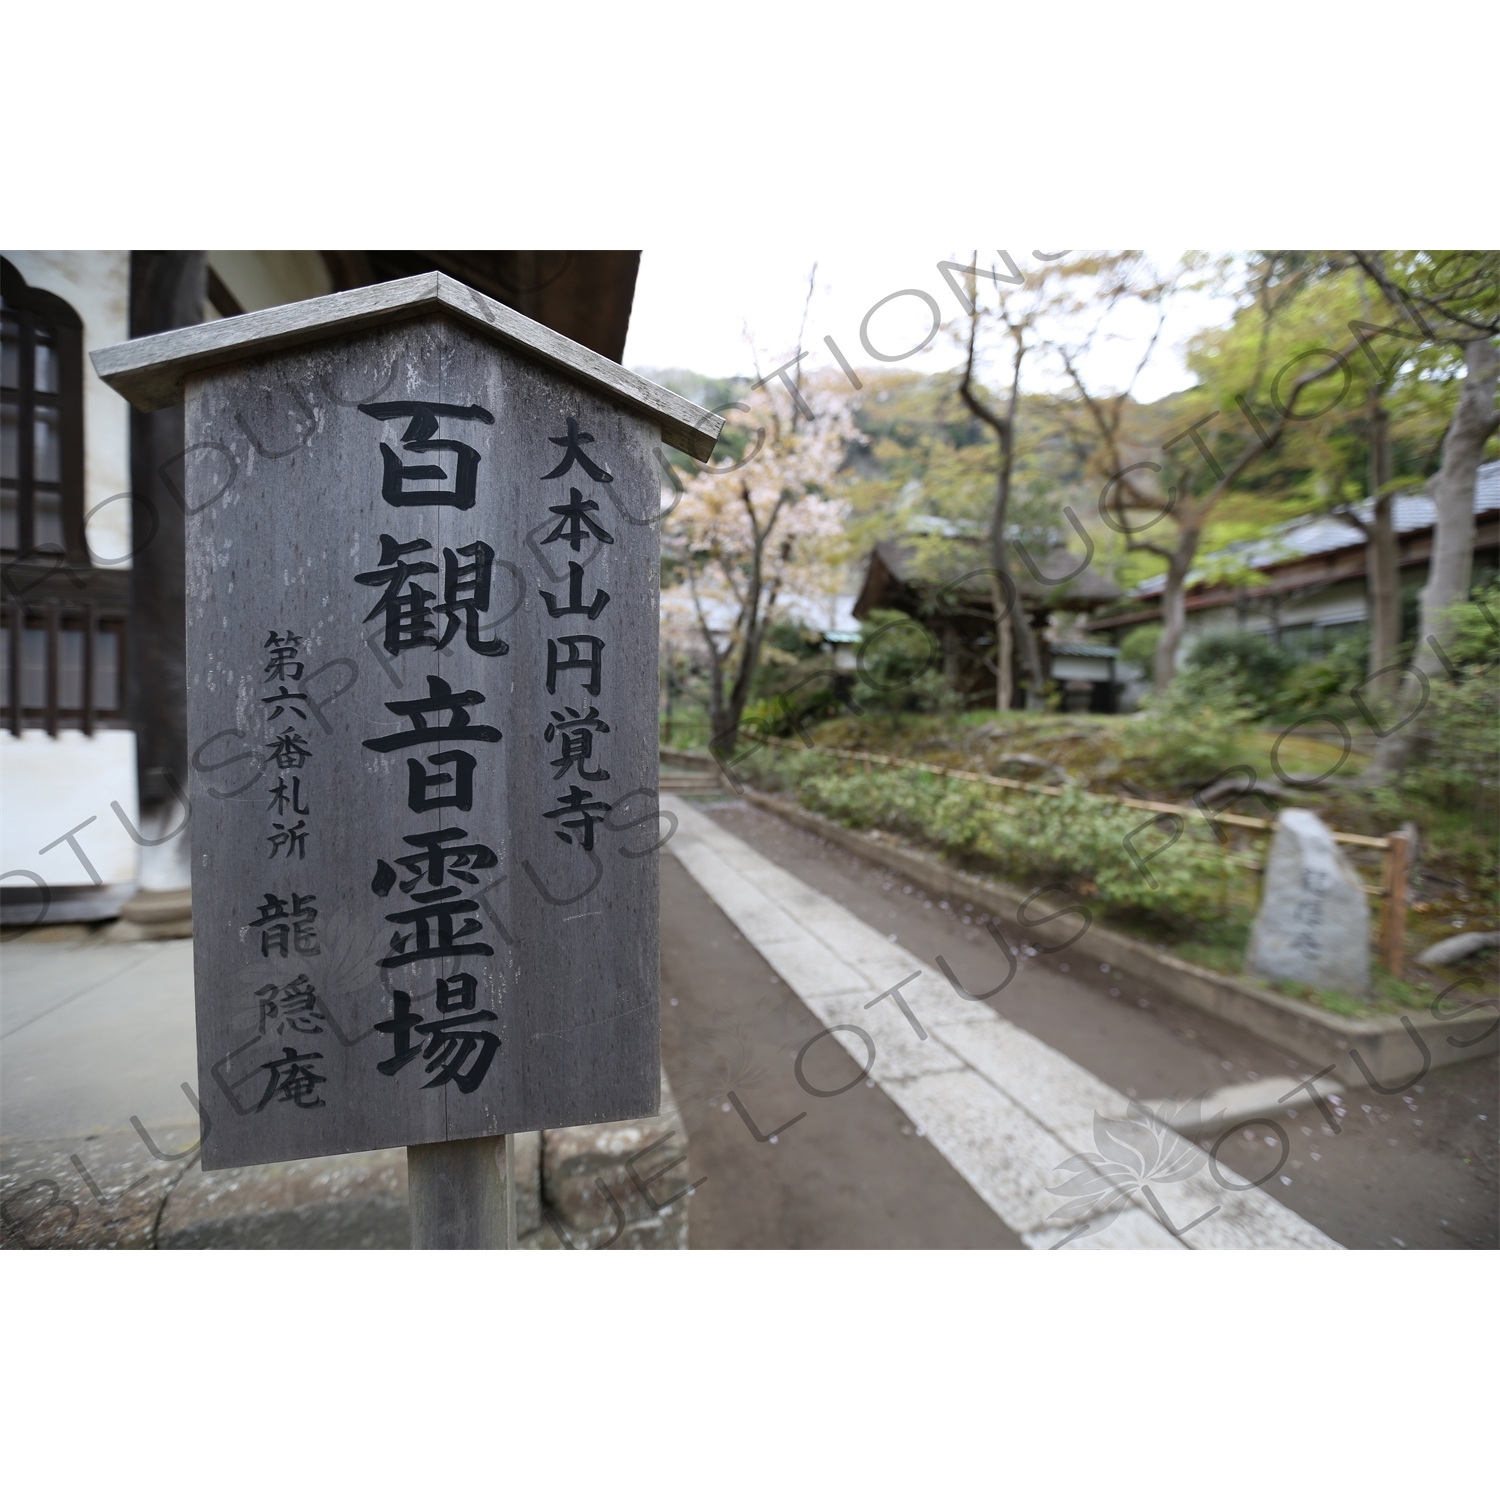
[659,773,726,792]
[110,886,194,941]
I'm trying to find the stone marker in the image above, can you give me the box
[1247,809,1369,996]
[91,274,723,1244]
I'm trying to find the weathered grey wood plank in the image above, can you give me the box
[185,312,662,1170]
[408,1135,509,1249]
[90,272,725,461]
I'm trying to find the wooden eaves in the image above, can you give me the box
[90,270,724,462]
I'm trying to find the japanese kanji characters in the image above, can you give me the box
[538,418,619,855]
[540,415,614,484]
[541,488,615,551]
[261,631,309,720]
[353,402,507,1097]
[256,1048,327,1110]
[375,988,501,1093]
[540,561,610,620]
[356,534,440,654]
[543,785,613,851]
[261,631,312,862]
[248,891,320,958]
[366,797,502,971]
[266,819,308,860]
[267,776,310,818]
[545,635,605,696]
[255,973,325,1036]
[362,676,502,753]
[438,541,509,655]
[346,404,632,1104]
[356,534,509,657]
[406,749,476,813]
[357,400,495,510]
[265,729,313,770]
[544,706,610,781]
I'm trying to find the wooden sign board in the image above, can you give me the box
[93,274,721,1170]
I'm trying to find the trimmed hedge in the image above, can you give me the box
[750,748,1242,927]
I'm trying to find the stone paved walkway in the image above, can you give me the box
[662,795,1342,1250]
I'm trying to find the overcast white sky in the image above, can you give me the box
[626,249,1241,403]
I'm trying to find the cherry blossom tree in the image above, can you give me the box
[661,366,857,754]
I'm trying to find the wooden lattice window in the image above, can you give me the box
[2,259,126,734]
[2,257,87,563]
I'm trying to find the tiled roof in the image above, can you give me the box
[1135,459,1499,599]
[1051,641,1119,658]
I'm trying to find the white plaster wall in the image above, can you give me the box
[1047,655,1113,682]
[1278,580,1367,629]
[1,729,140,887]
[207,251,333,315]
[4,251,133,566]
[1179,581,1369,651]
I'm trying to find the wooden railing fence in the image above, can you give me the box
[740,735,1413,977]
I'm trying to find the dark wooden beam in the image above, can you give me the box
[128,251,205,814]
[319,251,641,362]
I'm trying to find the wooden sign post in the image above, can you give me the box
[93,274,722,1247]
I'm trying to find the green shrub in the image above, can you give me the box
[1272,629,1369,717]
[757,749,1237,927]
[1445,581,1500,668]
[850,609,944,719]
[1118,624,1162,675]
[744,680,848,742]
[1119,668,1255,791]
[1387,585,1500,892]
[1183,631,1291,715]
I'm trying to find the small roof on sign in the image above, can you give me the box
[89,271,725,462]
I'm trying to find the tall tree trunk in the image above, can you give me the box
[988,463,1045,710]
[1366,492,1399,680]
[1152,525,1201,689]
[1413,338,1497,667]
[706,507,771,758]
[1375,337,1499,775]
[990,476,1037,710]
[964,310,1045,711]
[994,605,1013,711]
[1365,389,1400,695]
[690,572,731,751]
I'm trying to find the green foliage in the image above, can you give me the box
[743,682,847,743]
[1273,969,1447,1018]
[1118,624,1161,675]
[1271,629,1369,717]
[840,369,1101,586]
[1385,583,1500,892]
[1185,629,1290,682]
[1444,581,1500,668]
[1369,252,1500,341]
[1401,669,1500,842]
[638,368,756,484]
[748,620,828,700]
[1181,263,1462,524]
[1120,670,1256,790]
[755,751,1236,927]
[1183,631,1292,713]
[850,609,947,718]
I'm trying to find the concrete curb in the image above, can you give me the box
[738,790,1497,1090]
